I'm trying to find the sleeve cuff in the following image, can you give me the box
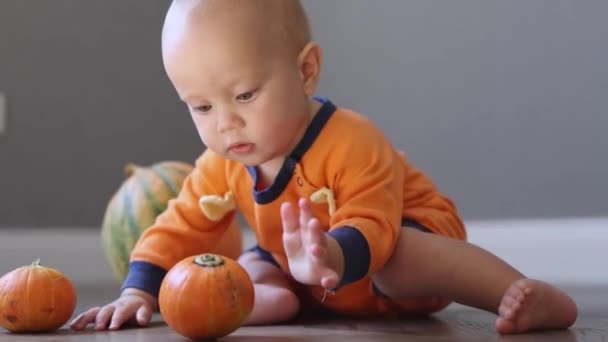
[328,226,370,289]
[121,261,168,297]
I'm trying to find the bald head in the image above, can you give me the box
[162,0,312,59]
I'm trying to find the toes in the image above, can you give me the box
[499,301,521,320]
[501,293,518,307]
[505,282,523,297]
[499,304,513,320]
[499,295,520,319]
[496,317,517,334]
[498,281,530,325]
[513,279,534,296]
[505,281,528,302]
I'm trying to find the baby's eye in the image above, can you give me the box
[236,90,255,102]
[193,105,212,113]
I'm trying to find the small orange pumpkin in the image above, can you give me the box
[0,259,77,333]
[159,254,254,339]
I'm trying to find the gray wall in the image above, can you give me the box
[304,0,608,220]
[0,1,197,227]
[1,1,606,227]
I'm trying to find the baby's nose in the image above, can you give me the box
[217,110,243,132]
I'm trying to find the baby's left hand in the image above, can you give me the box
[281,198,339,289]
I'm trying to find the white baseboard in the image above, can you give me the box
[1,217,606,285]
[465,217,608,285]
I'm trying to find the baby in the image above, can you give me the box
[70,0,577,334]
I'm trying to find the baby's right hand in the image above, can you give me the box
[69,288,157,331]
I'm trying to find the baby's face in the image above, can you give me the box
[163,6,314,170]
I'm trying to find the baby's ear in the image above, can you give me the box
[297,42,323,96]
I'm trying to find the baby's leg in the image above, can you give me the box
[238,251,300,325]
[372,228,577,333]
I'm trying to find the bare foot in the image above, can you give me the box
[495,278,578,334]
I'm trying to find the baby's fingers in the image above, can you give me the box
[282,202,304,259]
[108,304,140,330]
[304,217,324,248]
[135,304,153,327]
[298,198,313,229]
[69,307,101,330]
[320,271,339,290]
[281,202,299,234]
[96,306,117,330]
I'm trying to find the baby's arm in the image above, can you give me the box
[70,150,235,330]
[282,126,406,290]
[398,151,465,239]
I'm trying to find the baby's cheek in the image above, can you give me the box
[197,125,219,149]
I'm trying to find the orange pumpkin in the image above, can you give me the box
[0,259,77,333]
[159,254,254,339]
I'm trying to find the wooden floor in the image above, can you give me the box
[1,284,607,341]
[2,226,607,341]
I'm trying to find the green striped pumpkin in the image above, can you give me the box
[100,161,242,283]
[100,161,193,283]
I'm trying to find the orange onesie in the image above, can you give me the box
[124,98,466,317]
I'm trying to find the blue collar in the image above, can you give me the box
[246,97,336,204]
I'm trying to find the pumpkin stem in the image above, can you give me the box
[124,163,139,178]
[194,254,225,267]
[31,258,41,267]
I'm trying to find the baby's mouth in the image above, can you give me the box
[229,142,254,154]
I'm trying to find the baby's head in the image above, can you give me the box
[162,0,322,169]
